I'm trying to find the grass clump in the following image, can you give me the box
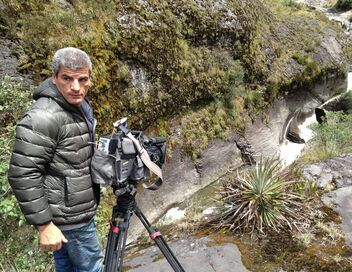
[216,158,305,233]
[301,111,352,163]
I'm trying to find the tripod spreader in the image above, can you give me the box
[103,184,185,272]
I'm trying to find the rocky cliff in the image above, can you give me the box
[1,0,351,242]
[0,0,350,127]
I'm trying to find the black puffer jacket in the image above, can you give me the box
[8,78,99,226]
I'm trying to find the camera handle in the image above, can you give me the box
[103,184,186,272]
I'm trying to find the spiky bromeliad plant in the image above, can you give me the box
[218,158,304,233]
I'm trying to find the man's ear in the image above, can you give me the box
[52,74,57,85]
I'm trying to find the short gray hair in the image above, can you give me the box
[52,47,92,75]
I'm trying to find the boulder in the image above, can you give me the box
[302,153,352,245]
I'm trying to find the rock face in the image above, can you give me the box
[0,38,31,85]
[0,0,349,245]
[125,70,348,240]
[302,153,352,245]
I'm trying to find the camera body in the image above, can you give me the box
[92,119,166,186]
[108,130,166,184]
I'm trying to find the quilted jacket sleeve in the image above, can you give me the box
[8,108,58,226]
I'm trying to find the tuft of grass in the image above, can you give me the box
[216,158,305,234]
[301,111,352,163]
[316,221,345,245]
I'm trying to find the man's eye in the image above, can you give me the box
[79,78,88,83]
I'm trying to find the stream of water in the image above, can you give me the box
[279,0,351,166]
[279,71,352,166]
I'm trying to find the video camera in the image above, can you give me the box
[91,118,166,188]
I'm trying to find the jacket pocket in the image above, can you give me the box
[65,175,94,207]
[44,175,64,204]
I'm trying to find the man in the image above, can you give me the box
[8,47,103,271]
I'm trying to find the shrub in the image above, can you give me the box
[335,0,352,10]
[217,158,304,233]
[0,76,53,270]
[0,76,32,126]
[0,76,31,224]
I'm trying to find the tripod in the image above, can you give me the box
[103,182,186,272]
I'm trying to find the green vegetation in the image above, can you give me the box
[167,58,251,159]
[0,76,54,271]
[217,158,304,233]
[301,111,352,163]
[0,0,346,134]
[335,0,352,10]
[0,0,349,270]
[0,0,260,133]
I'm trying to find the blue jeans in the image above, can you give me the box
[53,220,103,272]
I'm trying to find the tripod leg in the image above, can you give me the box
[104,222,120,270]
[134,205,186,272]
[103,210,132,272]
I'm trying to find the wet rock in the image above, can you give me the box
[302,153,352,189]
[124,236,248,272]
[322,186,352,246]
[233,134,256,165]
[196,137,243,180]
[286,130,305,144]
[285,110,308,144]
[246,98,292,160]
[321,91,352,112]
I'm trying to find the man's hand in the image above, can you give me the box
[37,222,68,251]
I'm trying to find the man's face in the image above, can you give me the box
[52,66,91,106]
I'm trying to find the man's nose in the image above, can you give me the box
[71,79,80,91]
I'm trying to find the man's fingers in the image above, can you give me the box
[61,234,68,243]
[38,222,66,251]
[40,240,63,251]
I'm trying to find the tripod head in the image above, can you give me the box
[113,182,137,198]
[111,181,139,215]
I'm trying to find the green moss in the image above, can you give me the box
[0,0,345,135]
[169,96,248,160]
